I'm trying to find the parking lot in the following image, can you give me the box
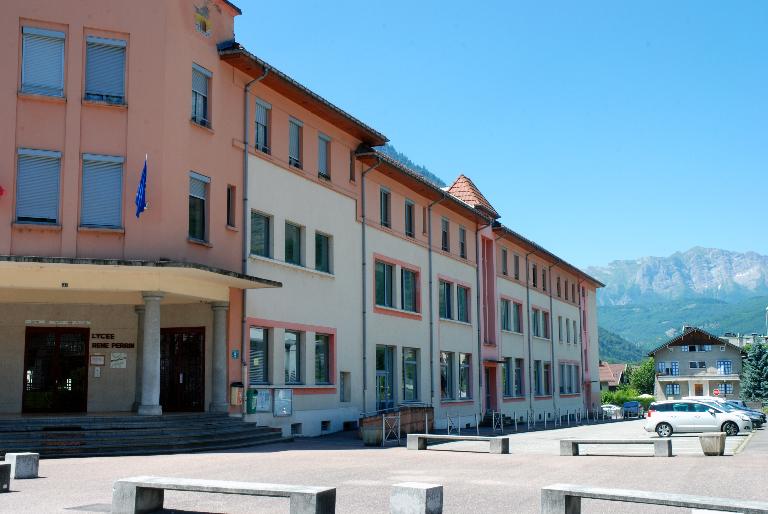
[1,420,764,514]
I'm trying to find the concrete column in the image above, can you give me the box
[132,305,145,412]
[209,301,230,413]
[138,292,163,416]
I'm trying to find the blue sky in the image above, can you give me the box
[234,1,767,268]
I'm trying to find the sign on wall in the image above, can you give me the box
[110,352,127,369]
[273,389,293,417]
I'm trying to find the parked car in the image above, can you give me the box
[681,396,764,428]
[601,404,621,417]
[622,401,642,418]
[645,400,752,437]
[725,400,766,425]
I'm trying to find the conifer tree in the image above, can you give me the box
[741,343,768,400]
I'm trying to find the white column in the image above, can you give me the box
[132,305,145,411]
[209,302,230,413]
[138,292,163,415]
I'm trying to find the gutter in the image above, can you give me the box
[240,66,269,416]
[577,278,586,410]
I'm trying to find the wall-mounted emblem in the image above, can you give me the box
[195,0,221,38]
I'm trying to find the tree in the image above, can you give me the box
[628,357,655,395]
[742,343,768,401]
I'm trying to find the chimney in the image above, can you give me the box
[682,325,692,332]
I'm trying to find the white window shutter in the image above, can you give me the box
[81,157,123,227]
[85,39,126,101]
[16,152,61,222]
[21,28,65,97]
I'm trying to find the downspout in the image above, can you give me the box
[360,156,382,414]
[524,251,536,414]
[548,264,556,416]
[427,194,447,406]
[577,278,586,410]
[240,66,269,416]
[474,220,491,415]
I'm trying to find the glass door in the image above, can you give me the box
[376,345,394,411]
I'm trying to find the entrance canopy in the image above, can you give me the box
[0,256,281,304]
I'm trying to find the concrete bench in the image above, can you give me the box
[407,433,509,454]
[541,483,768,514]
[111,476,335,514]
[0,463,10,493]
[4,452,39,479]
[559,438,672,457]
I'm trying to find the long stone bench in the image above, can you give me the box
[560,438,672,457]
[406,433,509,454]
[541,483,768,513]
[111,476,335,514]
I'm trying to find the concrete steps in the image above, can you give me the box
[0,413,289,458]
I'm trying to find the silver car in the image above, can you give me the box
[644,400,751,437]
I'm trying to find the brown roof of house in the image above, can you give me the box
[647,326,744,356]
[446,174,500,219]
[599,362,627,387]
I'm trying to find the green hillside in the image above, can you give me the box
[598,326,646,363]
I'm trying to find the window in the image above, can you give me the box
[380,188,391,228]
[375,261,394,307]
[542,312,551,339]
[226,185,236,227]
[501,248,508,275]
[21,27,65,97]
[376,345,395,410]
[250,211,271,257]
[318,134,330,179]
[717,383,733,395]
[665,384,680,396]
[288,118,302,168]
[315,334,330,384]
[556,277,561,297]
[84,35,126,104]
[284,222,302,265]
[513,254,520,280]
[340,371,351,402]
[534,360,542,395]
[703,344,712,352]
[572,284,576,303]
[542,269,548,292]
[559,363,566,393]
[16,149,61,224]
[513,358,524,396]
[403,348,419,401]
[566,318,571,343]
[401,269,417,313]
[500,299,511,331]
[457,285,470,323]
[513,302,523,333]
[532,264,538,287]
[404,200,415,238]
[80,154,123,228]
[284,330,301,384]
[574,365,581,393]
[188,172,209,241]
[249,327,268,385]
[458,353,471,399]
[191,64,211,127]
[558,316,563,342]
[459,227,467,259]
[255,99,271,153]
[716,360,732,375]
[441,218,450,252]
[439,280,453,319]
[532,308,541,338]
[689,361,707,369]
[567,365,575,393]
[440,351,454,399]
[502,358,513,396]
[422,206,428,235]
[315,232,331,273]
[564,280,569,301]
[671,361,679,376]
[543,362,552,395]
[573,320,578,343]
[681,345,689,352]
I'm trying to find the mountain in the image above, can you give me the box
[587,247,768,306]
[598,326,646,363]
[376,143,446,187]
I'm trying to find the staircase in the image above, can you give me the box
[0,413,288,459]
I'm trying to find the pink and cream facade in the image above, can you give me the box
[0,0,602,433]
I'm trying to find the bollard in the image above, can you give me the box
[391,482,443,514]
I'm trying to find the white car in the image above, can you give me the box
[644,400,751,437]
[601,404,621,415]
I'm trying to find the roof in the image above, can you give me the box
[218,41,388,147]
[647,326,745,356]
[599,362,627,387]
[492,224,605,288]
[218,0,242,15]
[447,175,500,219]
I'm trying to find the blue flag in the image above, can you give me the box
[135,156,148,218]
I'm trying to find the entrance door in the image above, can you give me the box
[160,327,205,412]
[375,345,394,411]
[23,327,89,413]
[694,383,704,396]
[485,366,497,413]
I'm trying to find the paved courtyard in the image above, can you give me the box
[1,419,765,513]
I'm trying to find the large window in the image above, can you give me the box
[665,384,680,396]
[401,268,417,312]
[16,149,61,224]
[191,64,211,127]
[542,269,548,292]
[717,383,733,395]
[255,99,271,153]
[188,172,209,241]
[80,154,123,228]
[566,318,572,343]
[542,312,551,339]
[250,211,271,257]
[375,261,394,307]
[558,316,563,342]
[84,36,126,104]
[284,330,301,384]
[404,200,415,237]
[556,277,561,297]
[501,248,508,275]
[458,353,472,399]
[513,358,524,397]
[439,280,453,319]
[315,334,330,384]
[226,185,236,227]
[459,227,467,259]
[457,285,470,322]
[513,254,520,280]
[573,320,578,343]
[532,263,538,288]
[716,360,732,375]
[315,232,331,273]
[440,351,454,399]
[285,222,303,265]
[289,118,303,168]
[532,308,541,338]
[379,188,391,228]
[500,299,511,331]
[402,348,419,402]
[318,134,330,179]
[543,362,552,395]
[559,363,566,394]
[249,327,268,385]
[502,358,513,396]
[534,360,542,396]
[21,27,65,97]
[513,302,523,333]
[441,218,450,252]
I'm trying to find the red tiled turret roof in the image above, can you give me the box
[447,174,499,219]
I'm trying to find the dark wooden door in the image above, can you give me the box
[160,327,205,412]
[23,327,89,413]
